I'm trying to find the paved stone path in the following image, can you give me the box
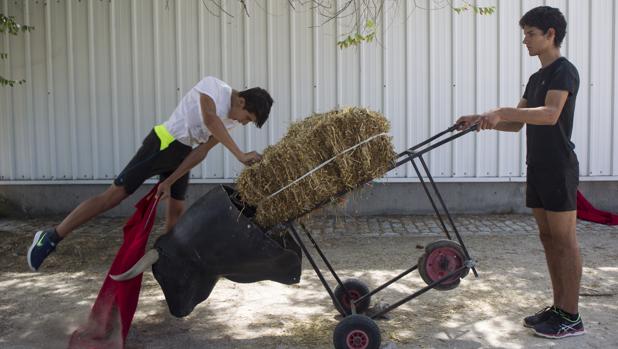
[2,213,615,239]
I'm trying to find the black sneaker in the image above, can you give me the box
[27,229,58,271]
[523,305,555,328]
[532,309,585,339]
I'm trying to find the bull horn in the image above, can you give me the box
[110,249,159,281]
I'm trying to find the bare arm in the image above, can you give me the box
[493,98,527,132]
[481,90,569,130]
[200,93,261,166]
[199,93,244,159]
[156,137,219,199]
[456,98,527,132]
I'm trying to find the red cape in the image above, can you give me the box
[577,190,618,225]
[68,186,160,348]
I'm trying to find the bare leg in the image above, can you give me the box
[56,184,129,238]
[532,208,560,306]
[544,210,581,314]
[164,197,186,233]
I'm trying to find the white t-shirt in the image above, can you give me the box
[163,76,239,146]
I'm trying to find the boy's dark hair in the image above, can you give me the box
[239,87,273,128]
[519,6,567,47]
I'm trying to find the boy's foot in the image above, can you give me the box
[523,305,555,328]
[27,229,58,271]
[532,309,585,339]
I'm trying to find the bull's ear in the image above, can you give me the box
[110,250,159,281]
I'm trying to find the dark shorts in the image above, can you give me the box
[526,165,579,212]
[114,129,192,200]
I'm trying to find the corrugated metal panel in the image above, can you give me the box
[567,0,590,177]
[589,0,613,176]
[614,0,618,176]
[1,0,617,183]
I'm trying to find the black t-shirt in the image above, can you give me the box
[523,57,579,169]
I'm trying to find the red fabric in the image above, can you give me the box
[69,186,160,349]
[576,190,618,225]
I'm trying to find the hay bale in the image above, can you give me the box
[236,107,396,228]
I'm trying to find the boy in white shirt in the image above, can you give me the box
[27,76,273,271]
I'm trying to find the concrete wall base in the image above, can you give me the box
[1,181,616,218]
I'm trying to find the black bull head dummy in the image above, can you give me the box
[111,185,302,317]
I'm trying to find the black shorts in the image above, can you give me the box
[114,129,192,200]
[526,165,579,212]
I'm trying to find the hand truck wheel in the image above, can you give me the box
[417,239,468,291]
[333,278,371,315]
[333,314,381,349]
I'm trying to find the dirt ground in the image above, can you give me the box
[1,216,617,349]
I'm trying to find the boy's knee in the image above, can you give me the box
[102,185,128,207]
[539,231,552,244]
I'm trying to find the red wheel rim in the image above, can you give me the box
[346,329,369,349]
[342,290,362,309]
[425,246,463,285]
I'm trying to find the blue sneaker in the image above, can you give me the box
[532,308,585,339]
[27,230,58,271]
[523,305,556,328]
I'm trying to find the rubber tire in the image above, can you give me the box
[417,239,468,291]
[333,278,371,315]
[333,314,381,349]
[428,239,470,279]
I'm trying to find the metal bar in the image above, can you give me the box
[397,125,454,157]
[398,124,477,161]
[411,158,452,240]
[371,265,468,319]
[298,223,345,290]
[356,265,418,305]
[418,156,478,277]
[395,124,477,166]
[287,224,346,316]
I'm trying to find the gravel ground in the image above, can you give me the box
[1,214,616,349]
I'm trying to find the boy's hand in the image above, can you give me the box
[455,115,482,131]
[238,151,262,166]
[156,180,172,200]
[479,110,501,130]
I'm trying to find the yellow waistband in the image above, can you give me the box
[154,124,175,151]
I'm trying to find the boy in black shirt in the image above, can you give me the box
[457,6,584,338]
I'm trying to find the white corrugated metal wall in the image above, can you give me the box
[1,0,617,184]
